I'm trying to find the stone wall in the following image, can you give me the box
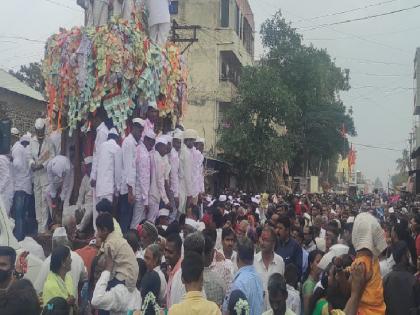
[0,88,46,134]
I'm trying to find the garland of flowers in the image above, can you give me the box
[140,292,160,315]
[234,298,250,315]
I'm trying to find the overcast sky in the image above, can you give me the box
[0,0,417,184]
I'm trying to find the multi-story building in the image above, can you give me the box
[171,0,254,156]
[411,48,420,193]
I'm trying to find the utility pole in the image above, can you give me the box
[170,19,201,54]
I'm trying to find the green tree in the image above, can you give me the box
[218,12,356,186]
[395,149,411,173]
[9,62,45,94]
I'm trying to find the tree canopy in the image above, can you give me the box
[218,12,356,187]
[9,62,45,95]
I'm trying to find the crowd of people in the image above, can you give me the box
[0,108,420,315]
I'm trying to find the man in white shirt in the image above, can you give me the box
[30,118,55,233]
[262,273,296,315]
[192,137,205,202]
[169,130,182,222]
[142,104,159,141]
[149,136,171,223]
[178,129,197,214]
[145,0,171,46]
[46,154,73,224]
[12,133,33,241]
[131,130,155,228]
[90,128,123,230]
[254,226,285,311]
[118,118,144,233]
[76,156,94,232]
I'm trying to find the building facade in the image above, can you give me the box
[171,0,254,156]
[411,48,420,193]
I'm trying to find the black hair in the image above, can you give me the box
[166,233,182,253]
[140,270,161,300]
[0,279,41,315]
[96,199,113,213]
[136,258,147,291]
[228,290,248,315]
[181,251,204,284]
[284,264,299,289]
[237,237,254,265]
[222,227,235,240]
[343,223,353,233]
[165,221,181,236]
[303,249,323,281]
[203,228,217,244]
[96,212,114,233]
[392,240,408,264]
[203,232,215,257]
[125,229,140,253]
[50,246,70,274]
[267,273,287,297]
[278,216,291,230]
[0,246,16,267]
[41,297,69,315]
[212,208,224,228]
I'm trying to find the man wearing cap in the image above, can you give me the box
[30,118,55,233]
[132,130,155,228]
[118,118,145,233]
[91,109,113,167]
[46,154,73,223]
[11,133,33,240]
[76,156,94,232]
[149,136,171,223]
[169,130,182,221]
[178,129,196,214]
[91,128,123,229]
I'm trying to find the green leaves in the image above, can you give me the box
[218,11,356,186]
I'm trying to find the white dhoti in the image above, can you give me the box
[33,171,50,233]
[149,23,171,46]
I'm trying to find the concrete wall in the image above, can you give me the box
[0,88,46,134]
[173,0,254,156]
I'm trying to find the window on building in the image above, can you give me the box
[221,0,230,27]
[169,1,179,14]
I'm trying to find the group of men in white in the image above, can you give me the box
[0,105,205,241]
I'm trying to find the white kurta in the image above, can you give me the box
[131,142,151,228]
[120,133,137,196]
[92,270,142,315]
[92,122,110,175]
[46,155,72,201]
[145,0,170,26]
[48,130,62,157]
[91,138,123,200]
[19,236,45,261]
[30,136,54,233]
[12,143,33,195]
[191,148,204,198]
[169,148,180,198]
[178,145,194,213]
[149,151,169,205]
[0,155,14,215]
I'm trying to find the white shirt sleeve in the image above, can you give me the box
[91,270,119,310]
[138,146,150,205]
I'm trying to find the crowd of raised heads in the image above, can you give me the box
[0,111,420,315]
